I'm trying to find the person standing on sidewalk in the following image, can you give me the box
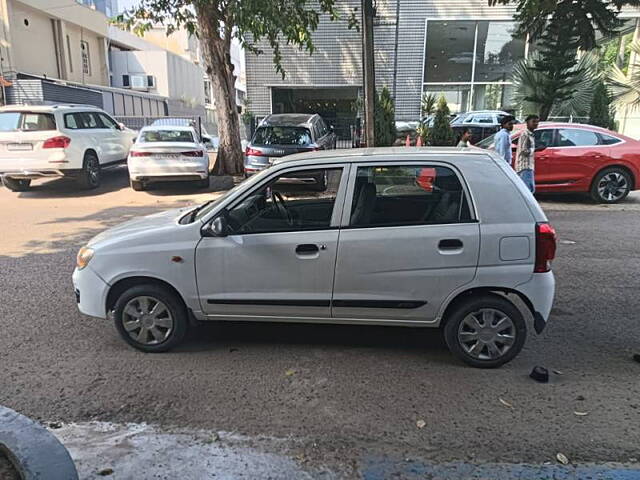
[494,115,516,164]
[515,115,540,193]
[457,128,472,147]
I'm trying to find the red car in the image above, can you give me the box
[478,122,640,203]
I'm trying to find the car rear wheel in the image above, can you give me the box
[590,167,632,203]
[78,153,101,189]
[443,294,526,368]
[130,180,145,191]
[113,284,188,353]
[2,177,31,192]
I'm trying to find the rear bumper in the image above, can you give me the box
[128,159,209,182]
[516,271,555,333]
[0,168,83,180]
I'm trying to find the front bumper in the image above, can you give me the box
[72,266,110,319]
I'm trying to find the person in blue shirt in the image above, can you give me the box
[494,115,516,165]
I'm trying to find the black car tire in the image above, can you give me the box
[590,167,632,204]
[130,180,144,191]
[77,152,101,189]
[2,177,31,192]
[444,294,527,368]
[113,284,188,353]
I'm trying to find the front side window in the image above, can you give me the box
[226,168,343,235]
[349,165,471,228]
[534,129,556,149]
[556,129,599,147]
[98,113,118,130]
[0,112,56,131]
[139,129,195,143]
[253,126,312,146]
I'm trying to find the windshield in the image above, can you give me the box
[253,126,312,146]
[191,169,272,222]
[0,112,57,132]
[139,130,194,143]
[476,132,497,148]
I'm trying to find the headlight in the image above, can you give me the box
[76,246,95,270]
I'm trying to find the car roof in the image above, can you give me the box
[273,146,491,166]
[514,122,617,134]
[0,104,102,113]
[260,114,317,127]
[140,125,195,132]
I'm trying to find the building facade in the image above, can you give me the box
[245,0,640,137]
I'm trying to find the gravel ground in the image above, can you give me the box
[1,168,639,476]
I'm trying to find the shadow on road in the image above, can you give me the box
[13,165,130,199]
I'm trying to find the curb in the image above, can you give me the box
[0,406,78,480]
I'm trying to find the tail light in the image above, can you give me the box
[42,136,71,149]
[245,147,263,157]
[181,150,204,157]
[130,151,152,157]
[535,222,557,273]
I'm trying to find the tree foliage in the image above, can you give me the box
[488,1,640,50]
[589,79,616,129]
[420,93,437,118]
[511,52,599,120]
[608,40,640,111]
[427,96,455,146]
[374,87,397,147]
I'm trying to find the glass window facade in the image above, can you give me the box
[423,20,525,114]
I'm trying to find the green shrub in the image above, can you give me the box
[427,96,455,146]
[374,87,397,147]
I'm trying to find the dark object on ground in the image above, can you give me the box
[98,468,114,476]
[530,366,549,383]
[633,354,640,363]
[0,452,19,480]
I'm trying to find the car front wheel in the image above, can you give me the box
[2,177,31,192]
[113,284,188,352]
[590,167,632,203]
[443,294,526,368]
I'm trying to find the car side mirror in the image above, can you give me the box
[206,215,228,237]
[117,122,126,131]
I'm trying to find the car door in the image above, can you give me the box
[196,164,349,319]
[525,128,558,187]
[98,113,129,161]
[82,112,113,163]
[540,128,605,187]
[331,162,480,323]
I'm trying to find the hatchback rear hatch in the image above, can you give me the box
[247,126,316,160]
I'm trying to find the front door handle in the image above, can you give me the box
[296,244,319,255]
[438,239,463,250]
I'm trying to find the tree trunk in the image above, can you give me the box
[539,102,553,121]
[196,7,244,176]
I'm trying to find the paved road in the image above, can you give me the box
[1,167,639,477]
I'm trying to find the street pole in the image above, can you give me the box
[362,0,375,147]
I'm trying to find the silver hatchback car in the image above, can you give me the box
[73,148,556,368]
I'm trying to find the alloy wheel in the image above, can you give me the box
[597,172,628,202]
[457,308,516,361]
[121,296,174,345]
[87,158,100,186]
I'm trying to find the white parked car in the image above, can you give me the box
[73,148,556,368]
[128,125,210,191]
[0,104,135,191]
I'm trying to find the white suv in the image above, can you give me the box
[73,148,556,368]
[0,104,136,191]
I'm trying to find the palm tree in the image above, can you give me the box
[511,51,599,119]
[608,40,640,111]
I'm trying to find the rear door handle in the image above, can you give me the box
[438,239,463,250]
[296,244,320,254]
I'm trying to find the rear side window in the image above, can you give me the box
[599,133,622,145]
[139,129,194,143]
[349,165,472,228]
[253,126,312,146]
[64,112,102,129]
[556,129,599,147]
[0,112,56,131]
